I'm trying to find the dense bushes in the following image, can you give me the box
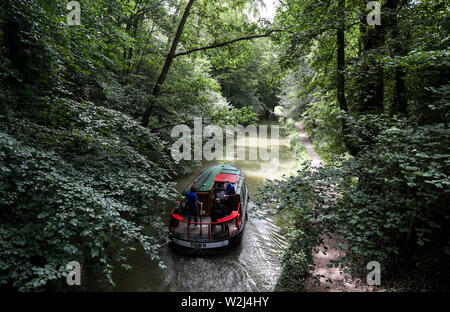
[256,160,338,291]
[332,118,450,290]
[259,116,450,290]
[275,226,316,291]
[267,0,449,291]
[0,0,184,291]
[0,98,178,290]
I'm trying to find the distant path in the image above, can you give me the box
[296,122,373,292]
[296,123,322,168]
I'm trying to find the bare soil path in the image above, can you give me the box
[296,123,374,292]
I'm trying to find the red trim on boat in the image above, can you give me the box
[171,208,238,225]
[217,210,238,222]
[172,213,183,221]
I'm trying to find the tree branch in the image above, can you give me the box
[141,0,196,127]
[149,122,184,132]
[173,29,282,58]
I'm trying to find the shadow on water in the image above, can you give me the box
[98,121,295,291]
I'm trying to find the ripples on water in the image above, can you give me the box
[156,213,287,292]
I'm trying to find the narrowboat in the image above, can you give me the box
[168,164,249,254]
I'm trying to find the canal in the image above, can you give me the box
[92,122,299,291]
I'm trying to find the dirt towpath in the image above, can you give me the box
[296,123,374,292]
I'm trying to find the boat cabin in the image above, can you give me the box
[169,165,248,250]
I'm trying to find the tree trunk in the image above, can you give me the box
[359,3,385,114]
[142,0,196,127]
[337,0,357,155]
[337,25,347,113]
[394,67,407,116]
[124,0,142,61]
[386,0,408,116]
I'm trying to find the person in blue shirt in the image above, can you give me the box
[186,186,201,226]
[224,179,236,211]
[224,179,235,196]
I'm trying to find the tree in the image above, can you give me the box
[336,0,359,155]
[267,0,450,291]
[141,0,280,127]
[142,0,196,127]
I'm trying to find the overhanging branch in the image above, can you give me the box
[173,29,282,58]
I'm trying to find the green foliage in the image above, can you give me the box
[271,0,449,290]
[275,225,316,292]
[335,118,450,259]
[302,94,346,162]
[0,97,177,291]
[276,64,316,120]
[212,39,280,115]
[258,116,450,291]
[209,106,258,127]
[255,161,338,290]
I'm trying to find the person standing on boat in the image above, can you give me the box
[224,179,235,196]
[210,197,226,234]
[224,179,236,211]
[187,186,201,226]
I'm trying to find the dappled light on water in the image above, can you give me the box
[230,131,298,189]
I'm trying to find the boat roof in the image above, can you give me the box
[214,173,237,183]
[184,164,245,194]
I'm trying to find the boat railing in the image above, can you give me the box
[170,202,242,241]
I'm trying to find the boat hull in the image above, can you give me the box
[169,221,246,255]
